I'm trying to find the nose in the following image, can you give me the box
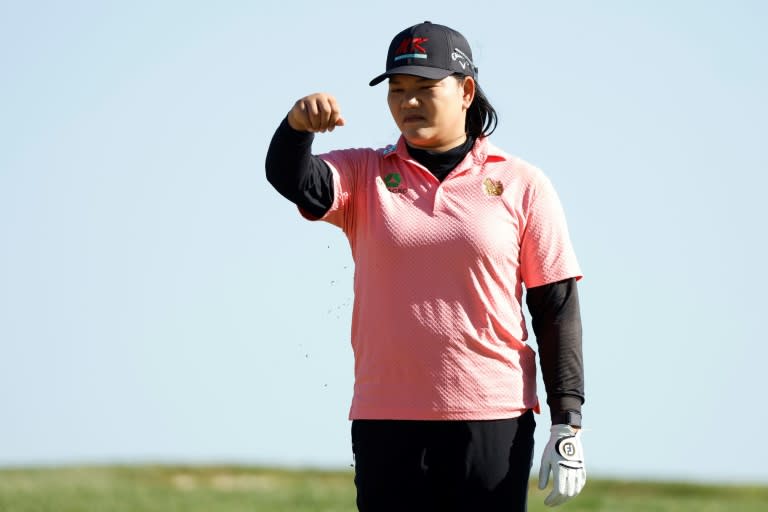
[401,94,419,109]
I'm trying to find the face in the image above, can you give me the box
[387,74,475,152]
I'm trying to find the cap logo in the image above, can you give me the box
[451,48,473,71]
[394,37,429,61]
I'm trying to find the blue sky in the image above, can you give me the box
[1,1,766,484]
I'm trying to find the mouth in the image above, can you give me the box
[402,115,426,124]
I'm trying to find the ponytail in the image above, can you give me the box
[456,74,498,138]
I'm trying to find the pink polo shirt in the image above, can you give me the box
[308,136,581,420]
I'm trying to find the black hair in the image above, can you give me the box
[454,74,498,138]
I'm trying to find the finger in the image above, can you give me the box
[327,112,345,132]
[576,468,586,494]
[305,97,322,131]
[327,111,341,132]
[316,96,334,131]
[550,481,568,507]
[544,487,560,507]
[554,468,569,505]
[301,100,320,132]
[327,96,344,132]
[565,469,575,497]
[555,467,568,502]
[544,466,563,506]
[287,101,308,131]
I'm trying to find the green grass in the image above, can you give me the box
[0,465,765,512]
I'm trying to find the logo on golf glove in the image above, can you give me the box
[556,437,580,460]
[538,424,586,507]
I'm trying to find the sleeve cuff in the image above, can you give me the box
[278,117,315,144]
[548,395,584,426]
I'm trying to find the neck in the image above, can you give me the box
[407,133,468,154]
[405,135,476,182]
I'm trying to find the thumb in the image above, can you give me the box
[328,115,346,132]
[538,459,550,489]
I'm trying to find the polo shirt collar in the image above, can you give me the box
[384,136,510,169]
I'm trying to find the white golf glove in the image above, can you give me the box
[538,424,586,507]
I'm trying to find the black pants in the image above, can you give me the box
[351,410,535,512]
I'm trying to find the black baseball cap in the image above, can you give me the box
[369,21,478,86]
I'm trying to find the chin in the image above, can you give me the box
[404,138,433,149]
[402,129,435,148]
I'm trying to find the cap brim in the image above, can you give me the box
[369,66,454,86]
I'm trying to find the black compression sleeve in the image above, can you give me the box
[526,278,585,426]
[265,117,334,218]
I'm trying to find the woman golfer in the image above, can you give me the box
[266,21,587,512]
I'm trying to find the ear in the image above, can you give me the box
[461,76,476,110]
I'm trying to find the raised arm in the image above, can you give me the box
[265,93,346,218]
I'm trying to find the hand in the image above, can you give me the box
[538,424,586,507]
[287,93,346,133]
